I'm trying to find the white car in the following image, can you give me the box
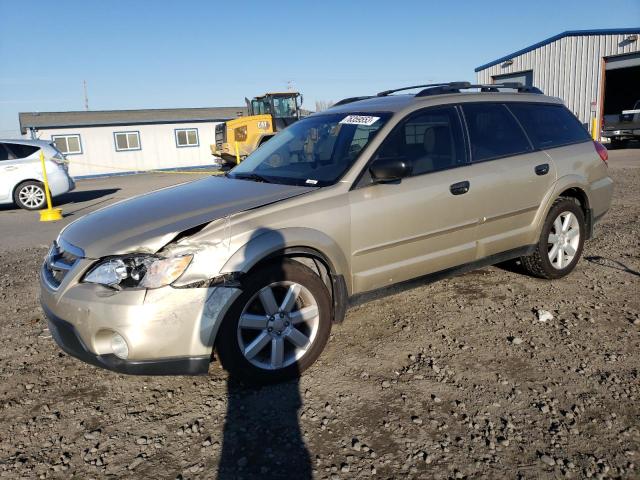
[0,139,75,210]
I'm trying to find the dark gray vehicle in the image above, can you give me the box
[601,99,640,147]
[40,82,613,383]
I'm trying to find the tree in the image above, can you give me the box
[314,100,334,112]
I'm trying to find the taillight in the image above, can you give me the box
[51,152,67,165]
[594,141,608,164]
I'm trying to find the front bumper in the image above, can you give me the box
[40,257,241,376]
[43,302,210,375]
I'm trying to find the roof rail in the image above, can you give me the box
[376,81,470,97]
[332,96,374,107]
[416,82,543,96]
[332,82,544,108]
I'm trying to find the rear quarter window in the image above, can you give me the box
[508,103,591,149]
[4,143,39,159]
[0,144,10,161]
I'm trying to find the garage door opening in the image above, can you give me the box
[602,52,640,146]
[603,64,640,115]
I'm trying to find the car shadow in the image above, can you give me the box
[606,140,640,150]
[56,188,120,205]
[217,375,311,479]
[584,256,640,277]
[206,228,312,479]
[0,188,120,212]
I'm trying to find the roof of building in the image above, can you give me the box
[475,28,640,72]
[19,106,247,134]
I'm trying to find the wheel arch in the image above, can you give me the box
[12,178,44,195]
[535,176,593,241]
[220,227,351,323]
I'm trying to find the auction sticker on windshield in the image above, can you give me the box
[339,115,380,126]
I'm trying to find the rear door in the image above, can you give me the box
[0,144,13,201]
[0,143,40,202]
[459,102,557,258]
[349,106,481,293]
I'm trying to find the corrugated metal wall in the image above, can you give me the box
[476,34,640,125]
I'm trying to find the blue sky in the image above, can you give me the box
[1,0,639,135]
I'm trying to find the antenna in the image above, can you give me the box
[83,80,89,111]
[286,80,294,91]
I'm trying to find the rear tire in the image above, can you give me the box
[216,259,332,384]
[14,181,47,210]
[521,198,585,279]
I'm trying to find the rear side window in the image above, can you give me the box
[508,103,591,149]
[3,143,39,159]
[0,144,10,161]
[462,103,532,162]
[375,106,467,176]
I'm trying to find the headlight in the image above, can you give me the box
[83,254,193,290]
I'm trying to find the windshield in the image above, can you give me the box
[228,112,391,186]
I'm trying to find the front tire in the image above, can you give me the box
[14,181,47,210]
[216,259,332,384]
[521,198,586,279]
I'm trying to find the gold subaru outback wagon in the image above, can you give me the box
[40,82,613,383]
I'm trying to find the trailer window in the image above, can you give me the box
[52,134,82,155]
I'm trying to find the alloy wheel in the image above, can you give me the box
[236,281,320,370]
[547,211,580,269]
[18,184,45,209]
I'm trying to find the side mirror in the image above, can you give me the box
[369,157,410,183]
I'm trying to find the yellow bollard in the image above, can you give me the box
[234,141,241,165]
[38,150,63,222]
[591,117,598,141]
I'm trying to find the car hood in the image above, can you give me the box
[61,176,314,258]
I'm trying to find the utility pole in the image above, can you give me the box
[83,80,89,111]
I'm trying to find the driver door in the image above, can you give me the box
[348,106,481,294]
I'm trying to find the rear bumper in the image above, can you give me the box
[601,129,640,140]
[42,302,210,375]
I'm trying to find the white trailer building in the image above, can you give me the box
[19,107,245,177]
[475,28,640,136]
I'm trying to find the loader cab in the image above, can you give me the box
[247,92,302,129]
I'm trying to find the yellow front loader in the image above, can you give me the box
[211,92,303,165]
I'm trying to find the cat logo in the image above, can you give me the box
[257,121,270,130]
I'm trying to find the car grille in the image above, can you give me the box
[215,123,226,148]
[43,239,83,289]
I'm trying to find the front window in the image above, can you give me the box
[228,112,391,186]
[251,99,271,115]
[272,96,298,118]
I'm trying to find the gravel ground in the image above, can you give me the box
[0,167,638,479]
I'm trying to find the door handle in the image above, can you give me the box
[450,180,470,195]
[535,163,550,176]
[3,166,18,171]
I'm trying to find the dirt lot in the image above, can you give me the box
[0,154,638,479]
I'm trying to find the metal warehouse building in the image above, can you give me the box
[19,107,245,177]
[475,28,640,137]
